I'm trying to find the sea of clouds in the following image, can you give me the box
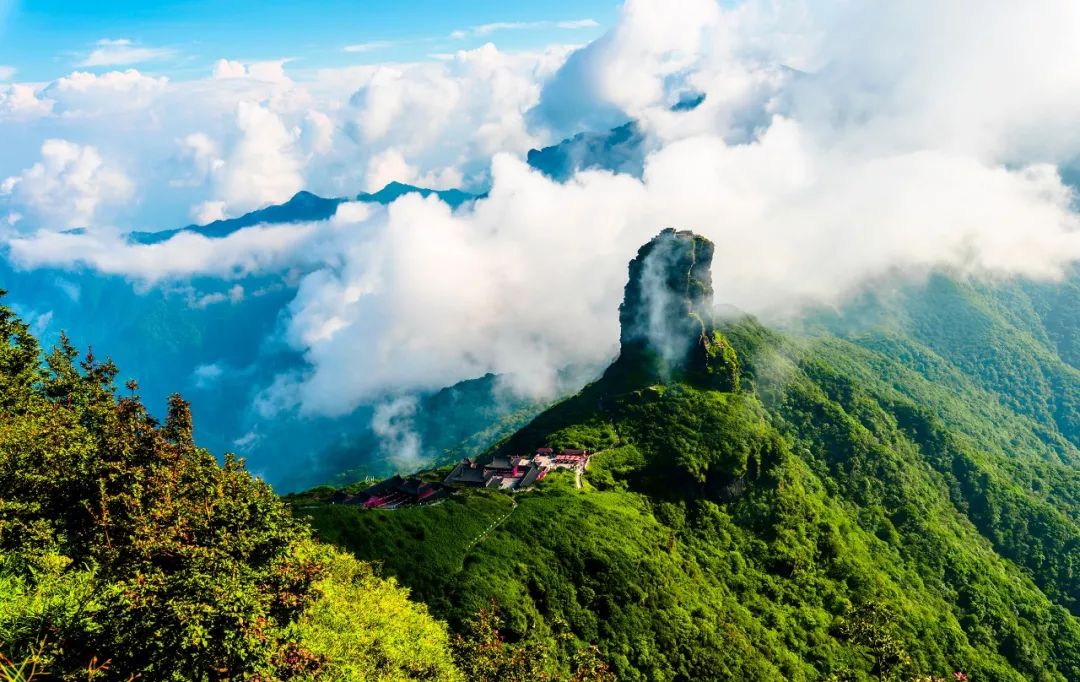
[5,0,1080,422]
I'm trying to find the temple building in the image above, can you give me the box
[443,447,593,491]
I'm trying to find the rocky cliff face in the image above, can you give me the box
[615,228,739,389]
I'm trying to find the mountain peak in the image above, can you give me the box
[615,228,738,389]
[619,228,714,359]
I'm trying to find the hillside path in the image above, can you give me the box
[462,497,518,554]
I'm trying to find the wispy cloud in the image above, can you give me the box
[450,18,599,40]
[344,40,399,54]
[473,22,536,36]
[557,19,601,30]
[0,65,14,81]
[77,39,176,67]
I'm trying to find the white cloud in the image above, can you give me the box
[0,65,15,81]
[212,59,292,84]
[25,133,1079,418]
[531,0,721,135]
[191,200,227,223]
[77,38,175,67]
[0,83,52,119]
[212,59,248,79]
[189,287,233,312]
[27,309,52,336]
[371,396,425,469]
[172,132,224,188]
[7,217,324,280]
[364,149,415,192]
[1,139,133,229]
[557,19,600,30]
[8,0,1080,424]
[344,41,398,54]
[453,18,601,39]
[473,22,538,36]
[187,101,304,218]
[233,430,260,451]
[303,109,335,156]
[331,201,372,225]
[343,43,561,188]
[270,141,1080,415]
[0,45,558,227]
[193,363,224,387]
[6,190,370,282]
[46,69,168,116]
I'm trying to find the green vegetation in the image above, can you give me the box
[6,227,1080,681]
[300,269,1080,681]
[0,296,460,680]
[297,491,516,612]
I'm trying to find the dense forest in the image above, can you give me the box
[296,234,1080,681]
[0,290,618,680]
[0,294,465,680]
[4,227,1080,680]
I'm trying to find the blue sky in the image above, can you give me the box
[0,0,616,81]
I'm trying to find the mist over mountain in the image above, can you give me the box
[0,181,495,491]
[8,2,1080,496]
[0,119,665,492]
[296,229,1080,680]
[7,104,1080,494]
[4,1,1080,677]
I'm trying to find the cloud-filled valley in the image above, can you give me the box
[5,0,1080,485]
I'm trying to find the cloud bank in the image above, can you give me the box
[7,0,1080,424]
[0,42,564,231]
[77,39,176,68]
[3,139,133,228]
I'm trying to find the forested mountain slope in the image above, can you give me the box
[300,231,1080,681]
[0,297,461,680]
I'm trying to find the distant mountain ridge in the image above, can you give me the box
[133,117,666,247]
[526,121,646,181]
[130,182,480,244]
[525,94,703,182]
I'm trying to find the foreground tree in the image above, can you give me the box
[0,294,459,680]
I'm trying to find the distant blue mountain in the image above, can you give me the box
[361,181,477,209]
[525,95,706,182]
[671,91,706,111]
[132,182,478,245]
[526,122,646,182]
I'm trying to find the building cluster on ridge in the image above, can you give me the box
[327,447,594,511]
[443,447,592,491]
[327,475,445,510]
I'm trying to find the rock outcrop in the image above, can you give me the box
[614,228,739,389]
